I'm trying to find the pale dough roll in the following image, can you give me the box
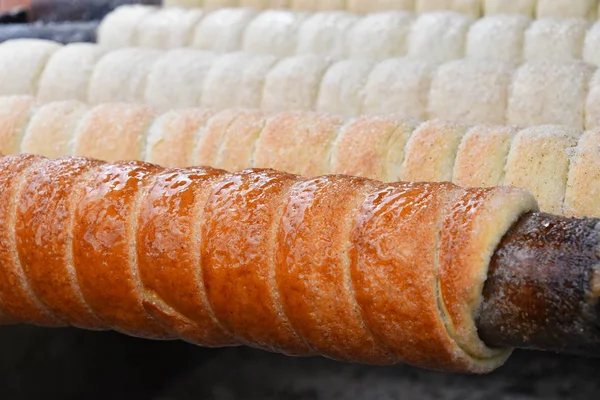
[347,0,415,13]
[316,59,375,117]
[401,120,469,182]
[0,96,36,155]
[453,125,518,188]
[503,125,580,215]
[0,39,61,96]
[240,0,291,8]
[583,21,600,67]
[88,48,162,105]
[296,11,358,60]
[415,0,482,17]
[586,70,600,129]
[194,109,240,167]
[407,12,473,63]
[191,8,258,53]
[145,49,217,111]
[483,0,535,17]
[253,111,344,176]
[291,0,345,10]
[203,0,239,10]
[507,61,595,129]
[242,10,308,57]
[347,12,414,61]
[261,54,331,113]
[331,115,417,182]
[20,101,89,158]
[201,52,279,109]
[73,103,157,162]
[536,0,598,19]
[428,59,515,125]
[145,108,216,168]
[362,58,437,120]
[564,130,600,217]
[37,44,107,103]
[135,7,204,49]
[439,186,537,359]
[97,5,157,49]
[465,15,531,62]
[524,18,590,61]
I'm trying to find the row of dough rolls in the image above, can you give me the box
[2,38,600,130]
[0,95,595,218]
[162,0,600,19]
[0,151,536,373]
[100,6,600,67]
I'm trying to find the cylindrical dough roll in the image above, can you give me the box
[240,0,291,8]
[193,109,241,167]
[0,96,36,155]
[88,48,162,105]
[347,0,415,13]
[135,7,204,50]
[96,5,157,49]
[201,52,279,109]
[466,15,531,62]
[72,103,157,162]
[585,69,600,129]
[145,49,217,110]
[253,111,343,176]
[215,110,267,171]
[242,10,308,57]
[428,59,515,125]
[347,12,414,61]
[191,8,257,53]
[407,12,472,63]
[401,120,469,182]
[316,60,375,117]
[416,0,482,17]
[523,18,590,62]
[536,0,598,19]
[37,43,106,103]
[296,11,358,60]
[145,108,216,168]
[507,61,595,129]
[331,115,417,182]
[502,125,580,215]
[0,39,61,96]
[483,0,535,17]
[564,130,600,217]
[583,21,600,67]
[453,125,518,189]
[261,54,331,112]
[20,100,89,158]
[362,58,437,119]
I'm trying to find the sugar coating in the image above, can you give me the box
[584,22,600,72]
[0,96,36,155]
[37,44,106,103]
[503,125,581,215]
[466,15,531,62]
[191,8,258,53]
[483,0,536,17]
[97,5,157,49]
[0,39,61,96]
[507,61,596,129]
[537,0,598,19]
[145,49,217,111]
[408,12,473,63]
[296,11,359,60]
[261,54,331,112]
[428,59,515,125]
[202,52,280,109]
[242,10,308,57]
[524,18,590,62]
[135,7,204,50]
[88,48,162,105]
[316,60,375,117]
[347,11,415,61]
[362,58,437,120]
[564,130,600,217]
